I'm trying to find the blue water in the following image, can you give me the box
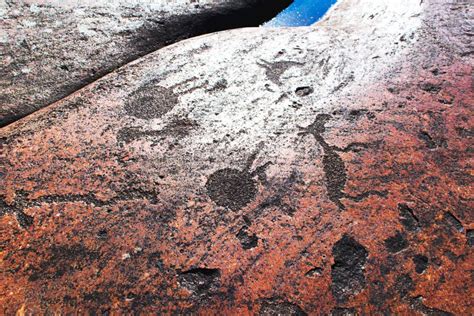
[263,0,337,27]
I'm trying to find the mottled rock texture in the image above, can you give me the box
[1,0,473,314]
[0,0,291,126]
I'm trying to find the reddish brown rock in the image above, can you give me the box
[0,0,473,314]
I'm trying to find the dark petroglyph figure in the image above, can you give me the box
[124,82,179,120]
[206,151,271,211]
[299,114,387,210]
[299,114,347,210]
[257,60,304,85]
[206,168,258,211]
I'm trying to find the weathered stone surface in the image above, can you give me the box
[0,0,291,126]
[1,0,473,314]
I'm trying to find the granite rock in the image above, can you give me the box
[0,0,473,314]
[0,0,291,126]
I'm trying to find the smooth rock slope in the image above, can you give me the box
[0,0,291,126]
[0,0,473,314]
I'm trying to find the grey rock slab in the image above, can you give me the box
[0,0,291,126]
[2,0,424,200]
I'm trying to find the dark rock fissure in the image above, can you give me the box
[410,296,454,316]
[1,0,294,128]
[398,203,420,232]
[178,268,221,297]
[443,211,464,233]
[305,267,323,277]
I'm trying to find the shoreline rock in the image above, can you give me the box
[0,0,472,314]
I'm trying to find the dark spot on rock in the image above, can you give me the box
[369,280,389,308]
[117,119,197,144]
[28,244,100,281]
[398,203,420,232]
[331,235,368,302]
[124,82,178,119]
[236,226,258,249]
[97,229,108,240]
[393,274,414,298]
[290,101,303,109]
[208,79,228,92]
[206,168,257,211]
[305,267,323,277]
[443,211,464,233]
[178,268,220,297]
[443,250,464,263]
[420,82,442,93]
[116,127,144,144]
[455,127,474,138]
[380,264,391,276]
[15,210,34,228]
[431,68,440,76]
[295,86,314,97]
[413,254,429,274]
[252,195,295,217]
[301,113,332,137]
[387,87,399,94]
[384,231,409,253]
[259,298,307,316]
[467,230,474,247]
[63,295,76,307]
[418,131,445,149]
[332,73,355,93]
[164,118,199,138]
[83,291,110,305]
[348,109,368,119]
[345,190,387,201]
[331,307,357,316]
[147,252,164,270]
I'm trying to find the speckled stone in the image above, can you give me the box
[0,0,472,314]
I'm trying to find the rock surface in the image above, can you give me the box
[0,0,291,126]
[1,0,473,314]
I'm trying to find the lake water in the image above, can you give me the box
[263,0,337,27]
